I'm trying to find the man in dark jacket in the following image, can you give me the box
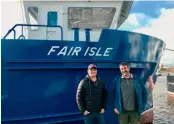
[112,62,147,124]
[76,64,108,124]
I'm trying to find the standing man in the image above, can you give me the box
[76,64,108,124]
[112,62,147,124]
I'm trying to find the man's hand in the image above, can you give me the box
[83,110,90,115]
[114,108,119,114]
[100,108,105,114]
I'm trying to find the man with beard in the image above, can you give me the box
[112,62,147,124]
[76,64,108,124]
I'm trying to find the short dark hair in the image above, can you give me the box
[119,62,129,67]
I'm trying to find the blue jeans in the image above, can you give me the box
[84,113,105,124]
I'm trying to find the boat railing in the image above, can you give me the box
[2,24,64,40]
[2,24,92,41]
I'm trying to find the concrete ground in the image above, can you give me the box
[153,73,174,124]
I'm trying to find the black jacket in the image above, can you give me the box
[76,75,108,114]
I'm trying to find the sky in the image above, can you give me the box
[1,0,174,65]
[119,1,174,65]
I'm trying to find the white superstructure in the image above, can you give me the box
[21,0,133,41]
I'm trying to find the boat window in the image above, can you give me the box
[68,7,116,29]
[28,6,39,30]
[47,12,58,26]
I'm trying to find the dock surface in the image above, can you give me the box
[153,72,174,123]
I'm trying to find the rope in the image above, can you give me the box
[165,48,174,52]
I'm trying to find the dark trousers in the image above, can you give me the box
[118,111,139,124]
[84,113,105,124]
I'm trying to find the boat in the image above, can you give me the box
[1,0,166,123]
[167,73,174,104]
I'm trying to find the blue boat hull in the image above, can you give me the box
[1,29,165,123]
